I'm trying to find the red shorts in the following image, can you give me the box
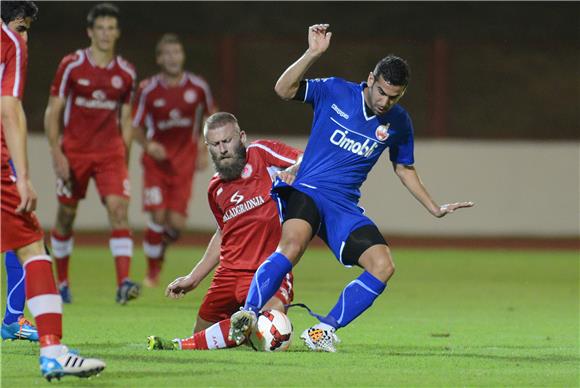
[198,266,294,323]
[58,151,130,205]
[1,172,44,252]
[142,156,194,216]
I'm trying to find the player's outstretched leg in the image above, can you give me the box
[148,319,242,351]
[2,251,39,341]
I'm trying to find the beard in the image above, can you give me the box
[211,143,247,181]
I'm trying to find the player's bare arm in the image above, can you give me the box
[274,24,332,100]
[132,125,167,161]
[394,163,474,218]
[165,228,222,298]
[120,103,133,163]
[2,95,37,213]
[44,95,70,181]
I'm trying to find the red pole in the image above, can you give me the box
[428,37,449,137]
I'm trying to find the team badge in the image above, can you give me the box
[184,89,197,103]
[111,75,123,89]
[92,90,106,100]
[153,98,166,107]
[375,124,390,141]
[241,163,253,179]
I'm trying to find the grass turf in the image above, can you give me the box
[1,247,578,386]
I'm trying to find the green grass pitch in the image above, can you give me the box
[1,246,578,386]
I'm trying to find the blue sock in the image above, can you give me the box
[244,252,293,313]
[320,271,386,329]
[3,251,26,325]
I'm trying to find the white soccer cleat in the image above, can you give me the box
[300,324,341,352]
[228,309,257,345]
[40,347,106,381]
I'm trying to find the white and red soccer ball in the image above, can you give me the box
[253,310,293,352]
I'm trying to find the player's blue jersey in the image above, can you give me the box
[294,77,415,203]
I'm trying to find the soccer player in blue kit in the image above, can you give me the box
[229,24,474,352]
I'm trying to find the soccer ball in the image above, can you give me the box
[251,310,293,352]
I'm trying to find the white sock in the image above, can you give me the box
[40,344,67,359]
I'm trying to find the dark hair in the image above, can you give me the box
[204,112,239,133]
[86,2,119,28]
[1,1,38,24]
[373,55,411,86]
[155,33,183,56]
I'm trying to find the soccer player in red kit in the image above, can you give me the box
[44,3,140,304]
[1,1,105,380]
[147,112,301,351]
[132,33,215,287]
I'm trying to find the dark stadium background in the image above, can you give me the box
[25,1,578,140]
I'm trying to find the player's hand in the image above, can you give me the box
[165,275,196,299]
[307,24,332,56]
[50,148,70,181]
[146,141,167,161]
[277,170,296,185]
[435,201,475,218]
[15,178,38,213]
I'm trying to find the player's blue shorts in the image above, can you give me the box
[271,178,376,267]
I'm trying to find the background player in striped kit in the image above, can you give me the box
[132,33,215,287]
[1,1,105,380]
[44,3,140,304]
[147,112,301,351]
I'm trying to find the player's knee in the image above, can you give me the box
[108,202,128,224]
[365,250,395,282]
[277,234,307,262]
[56,204,77,232]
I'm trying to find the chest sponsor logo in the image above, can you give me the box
[375,124,390,141]
[230,190,244,205]
[184,89,198,103]
[241,163,253,179]
[153,98,166,107]
[78,78,90,86]
[74,89,117,110]
[331,104,350,119]
[157,108,192,130]
[330,129,379,158]
[223,195,266,222]
[111,75,123,89]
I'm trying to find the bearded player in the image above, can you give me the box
[132,33,215,287]
[147,112,301,351]
[44,3,140,304]
[1,1,105,380]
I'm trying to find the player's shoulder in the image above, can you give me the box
[116,55,136,79]
[185,71,211,89]
[208,173,223,194]
[137,75,159,91]
[1,24,25,48]
[58,49,85,67]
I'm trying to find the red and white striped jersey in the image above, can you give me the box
[208,140,302,270]
[1,23,28,170]
[132,72,214,170]
[49,48,136,155]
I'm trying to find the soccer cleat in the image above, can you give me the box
[40,347,106,381]
[1,317,39,342]
[146,336,179,351]
[116,279,141,305]
[59,284,73,304]
[228,309,257,345]
[300,325,341,353]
